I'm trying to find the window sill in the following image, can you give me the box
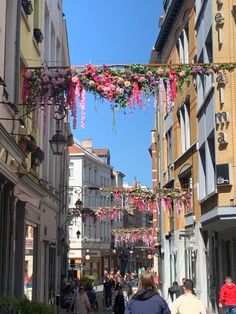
[199,190,217,204]
[173,142,198,166]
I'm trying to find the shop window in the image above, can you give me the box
[24,225,37,300]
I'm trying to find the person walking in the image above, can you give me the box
[104,277,113,310]
[124,271,170,314]
[171,279,206,314]
[168,281,183,302]
[219,276,236,314]
[70,284,91,314]
[114,286,125,314]
[86,283,98,312]
[167,281,183,310]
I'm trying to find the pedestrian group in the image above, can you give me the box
[61,271,236,314]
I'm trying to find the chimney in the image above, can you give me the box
[133,177,137,188]
[82,139,93,153]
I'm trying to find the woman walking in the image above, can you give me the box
[70,284,91,314]
[125,271,170,314]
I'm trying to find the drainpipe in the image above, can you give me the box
[12,0,21,134]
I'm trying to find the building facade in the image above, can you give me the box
[68,139,124,281]
[151,0,236,312]
[0,0,71,304]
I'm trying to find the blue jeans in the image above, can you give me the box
[224,306,236,314]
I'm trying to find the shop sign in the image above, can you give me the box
[83,250,101,258]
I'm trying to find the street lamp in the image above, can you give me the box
[75,198,83,211]
[49,129,67,155]
[85,249,90,261]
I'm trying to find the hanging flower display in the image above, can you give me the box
[22,63,236,129]
[22,68,77,128]
[94,207,121,221]
[112,227,154,246]
[100,186,191,213]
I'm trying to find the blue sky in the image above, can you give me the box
[63,0,162,187]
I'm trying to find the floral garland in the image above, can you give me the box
[100,187,191,213]
[22,63,236,128]
[112,227,154,245]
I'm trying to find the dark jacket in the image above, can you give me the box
[114,294,125,314]
[124,288,171,314]
[104,281,113,296]
[168,285,183,301]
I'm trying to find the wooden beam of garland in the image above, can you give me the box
[22,62,236,128]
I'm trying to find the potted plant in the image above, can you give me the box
[18,135,36,156]
[34,28,44,43]
[22,0,33,15]
[31,146,44,166]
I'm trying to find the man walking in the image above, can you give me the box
[219,276,236,314]
[171,279,206,314]
[168,281,183,302]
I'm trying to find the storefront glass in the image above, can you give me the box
[24,225,35,300]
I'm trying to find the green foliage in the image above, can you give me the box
[18,299,56,314]
[0,295,19,313]
[0,295,56,314]
[80,274,98,284]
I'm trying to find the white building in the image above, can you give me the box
[68,139,125,280]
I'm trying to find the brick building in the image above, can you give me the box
[150,0,236,312]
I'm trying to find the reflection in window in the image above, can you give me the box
[24,225,35,300]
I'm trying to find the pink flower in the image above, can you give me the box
[134,75,139,80]
[25,70,32,79]
[42,75,49,83]
[72,76,79,83]
[178,70,186,78]
[57,77,65,85]
[89,80,95,86]
[117,77,124,85]
[117,87,124,94]
[157,68,164,75]
[124,81,131,87]
[146,71,152,76]
[139,76,146,82]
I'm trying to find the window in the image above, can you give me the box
[88,167,91,182]
[166,129,172,166]
[178,101,190,154]
[179,173,193,213]
[94,169,97,184]
[199,145,206,199]
[69,162,74,178]
[69,189,74,207]
[177,25,189,64]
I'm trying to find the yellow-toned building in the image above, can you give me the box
[0,0,72,303]
[151,0,236,312]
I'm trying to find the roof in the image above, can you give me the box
[68,145,82,154]
[93,148,110,156]
[69,141,112,168]
[154,0,185,53]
